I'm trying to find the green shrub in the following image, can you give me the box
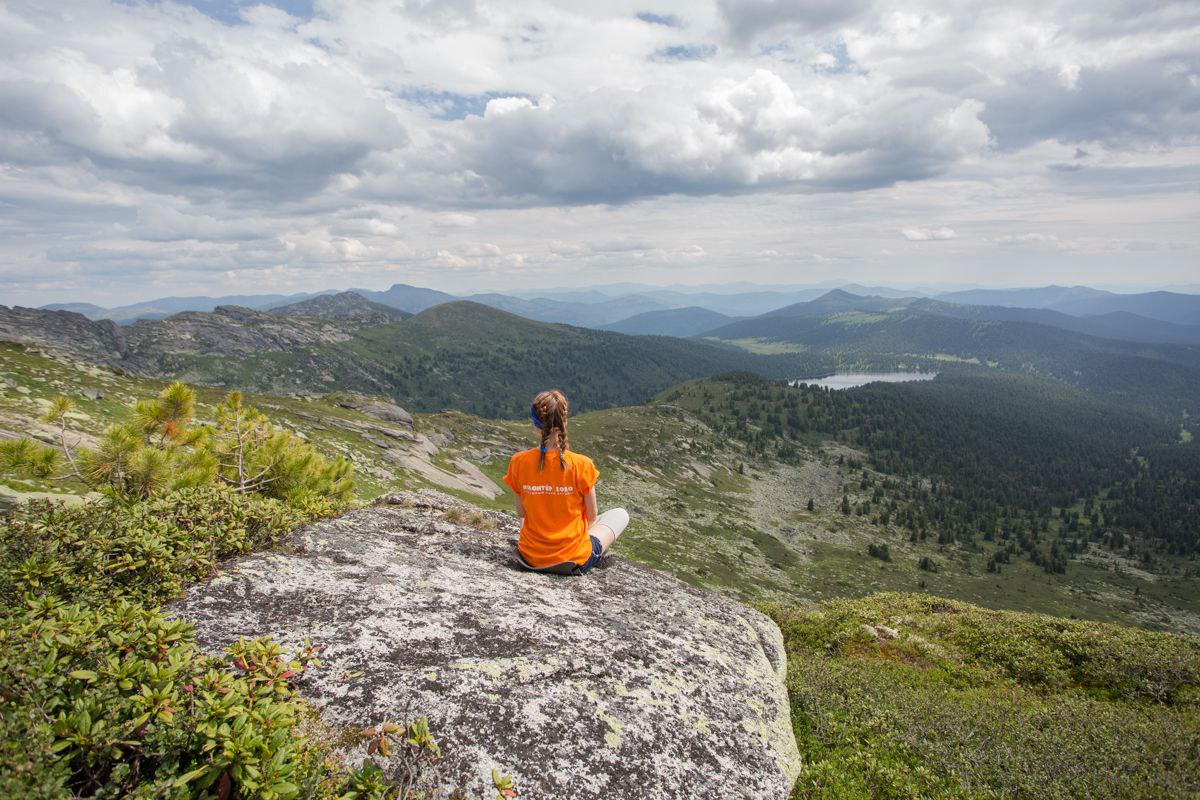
[0,437,61,477]
[765,593,1200,799]
[0,486,422,799]
[0,597,340,800]
[0,487,316,609]
[208,392,353,505]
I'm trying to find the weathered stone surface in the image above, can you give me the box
[334,392,414,427]
[171,490,801,799]
[122,306,358,365]
[0,306,126,366]
[0,304,377,387]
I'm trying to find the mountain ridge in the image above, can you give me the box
[0,300,833,417]
[937,285,1200,325]
[601,305,739,336]
[272,291,410,321]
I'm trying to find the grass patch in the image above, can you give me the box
[708,338,810,355]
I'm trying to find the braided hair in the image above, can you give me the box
[531,389,570,472]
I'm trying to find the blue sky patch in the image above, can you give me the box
[165,0,316,25]
[396,88,534,120]
[814,40,857,74]
[637,11,682,27]
[655,44,716,61]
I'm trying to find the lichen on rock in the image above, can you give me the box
[171,489,801,799]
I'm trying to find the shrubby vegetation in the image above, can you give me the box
[0,488,359,799]
[2,382,352,506]
[0,488,315,609]
[766,593,1200,799]
[0,384,460,799]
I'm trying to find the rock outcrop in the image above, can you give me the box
[333,391,414,427]
[172,490,801,799]
[121,305,360,365]
[0,304,369,369]
[0,303,399,396]
[0,305,126,366]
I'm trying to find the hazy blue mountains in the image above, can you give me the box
[706,290,1200,413]
[937,286,1200,326]
[602,306,741,336]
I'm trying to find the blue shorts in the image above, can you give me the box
[576,535,603,575]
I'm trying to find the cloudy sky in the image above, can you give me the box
[2,0,1198,306]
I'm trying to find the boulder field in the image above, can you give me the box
[171,490,801,799]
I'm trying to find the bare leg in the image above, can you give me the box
[589,508,629,553]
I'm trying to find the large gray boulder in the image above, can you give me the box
[172,490,801,799]
[333,392,414,427]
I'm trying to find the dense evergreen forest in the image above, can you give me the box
[658,372,1200,569]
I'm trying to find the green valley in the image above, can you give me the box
[3,293,1199,800]
[5,341,1198,635]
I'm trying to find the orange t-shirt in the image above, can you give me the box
[502,448,599,567]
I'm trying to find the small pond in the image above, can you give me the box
[790,372,938,390]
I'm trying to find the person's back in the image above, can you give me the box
[502,389,629,575]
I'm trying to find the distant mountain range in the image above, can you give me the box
[602,306,741,337]
[936,286,1200,326]
[718,290,1200,346]
[10,280,1200,417]
[457,292,669,328]
[704,290,1200,413]
[41,283,1199,338]
[273,292,410,322]
[0,301,830,417]
[350,284,456,314]
[42,292,335,323]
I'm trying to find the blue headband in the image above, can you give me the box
[530,404,542,429]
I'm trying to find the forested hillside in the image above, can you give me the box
[658,372,1200,573]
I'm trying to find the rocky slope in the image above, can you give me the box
[170,490,802,799]
[0,304,368,365]
[0,305,126,366]
[122,305,362,362]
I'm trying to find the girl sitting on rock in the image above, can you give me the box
[503,389,629,575]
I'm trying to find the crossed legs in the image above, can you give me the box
[589,507,629,553]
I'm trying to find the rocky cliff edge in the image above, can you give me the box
[170,489,801,799]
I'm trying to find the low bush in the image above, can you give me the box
[0,599,330,800]
[0,486,318,609]
[765,593,1200,799]
[0,480,439,798]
